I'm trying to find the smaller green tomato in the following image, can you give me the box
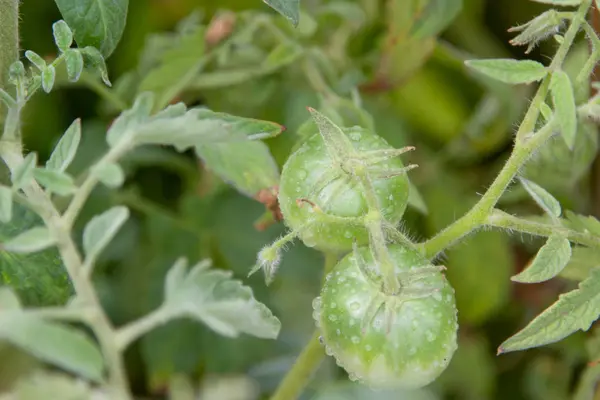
[278,127,410,251]
[314,244,458,389]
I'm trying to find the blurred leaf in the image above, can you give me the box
[197,374,259,400]
[163,258,281,339]
[46,119,81,173]
[511,235,571,283]
[33,168,77,196]
[564,211,600,237]
[196,141,279,198]
[138,27,205,110]
[0,288,20,310]
[0,186,12,223]
[0,312,104,381]
[83,206,130,266]
[91,162,125,188]
[311,381,439,400]
[54,0,128,57]
[0,205,71,306]
[411,0,463,38]
[3,227,56,254]
[263,0,300,26]
[465,59,547,84]
[519,177,561,218]
[499,269,600,353]
[9,371,96,400]
[531,0,581,4]
[560,246,600,281]
[550,70,577,149]
[524,355,571,400]
[11,153,37,190]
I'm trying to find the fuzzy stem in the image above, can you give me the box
[115,306,172,351]
[269,252,338,400]
[0,0,18,93]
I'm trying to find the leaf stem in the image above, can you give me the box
[115,306,172,351]
[486,209,600,248]
[269,252,338,400]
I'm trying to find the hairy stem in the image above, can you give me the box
[0,0,18,94]
[486,209,600,248]
[270,252,338,400]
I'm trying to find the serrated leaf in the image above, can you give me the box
[512,235,572,283]
[83,206,129,265]
[52,20,73,51]
[11,153,37,190]
[465,59,547,84]
[2,227,55,254]
[0,314,104,381]
[24,51,45,70]
[33,168,76,196]
[46,118,81,172]
[163,258,281,339]
[91,162,124,188]
[263,0,300,26]
[41,66,56,93]
[550,70,577,149]
[64,49,84,82]
[0,186,12,223]
[560,246,600,281]
[54,0,128,57]
[499,269,600,353]
[520,177,561,217]
[410,0,463,38]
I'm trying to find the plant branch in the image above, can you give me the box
[269,252,338,400]
[486,209,600,248]
[115,306,172,351]
[0,0,18,94]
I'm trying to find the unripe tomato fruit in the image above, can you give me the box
[314,244,458,389]
[278,127,410,251]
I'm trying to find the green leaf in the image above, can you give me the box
[311,381,437,400]
[0,287,21,310]
[0,186,12,223]
[2,227,56,254]
[33,168,77,196]
[195,141,279,198]
[54,0,128,57]
[550,70,577,149]
[465,59,547,84]
[83,206,129,265]
[52,20,73,51]
[24,51,46,70]
[519,177,561,218]
[499,269,600,353]
[11,153,37,190]
[91,162,125,188]
[531,0,581,4]
[64,49,84,82]
[564,211,600,237]
[11,371,97,399]
[106,92,155,147]
[41,65,56,93]
[46,118,81,173]
[163,258,281,339]
[511,235,572,283]
[0,313,104,381]
[263,0,300,26]
[80,46,111,86]
[560,246,600,281]
[138,27,205,110]
[410,0,463,38]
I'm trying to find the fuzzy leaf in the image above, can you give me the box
[0,313,104,381]
[11,153,37,190]
[511,235,572,283]
[54,0,128,57]
[2,227,55,254]
[83,206,129,265]
[46,119,81,173]
[163,258,281,339]
[551,70,577,149]
[263,0,300,26]
[520,177,561,217]
[64,49,84,82]
[410,0,463,38]
[465,59,547,84]
[33,168,77,196]
[0,186,12,223]
[41,66,56,93]
[91,162,124,188]
[499,269,600,353]
[564,211,600,237]
[24,51,46,70]
[52,20,73,51]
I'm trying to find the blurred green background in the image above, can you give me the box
[4,0,600,399]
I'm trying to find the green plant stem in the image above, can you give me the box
[270,252,338,400]
[0,0,18,93]
[115,306,171,350]
[486,209,600,248]
[78,71,128,111]
[421,0,592,260]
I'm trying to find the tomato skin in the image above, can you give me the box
[314,244,458,388]
[278,128,410,251]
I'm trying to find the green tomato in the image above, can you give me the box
[314,244,458,388]
[278,127,410,251]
